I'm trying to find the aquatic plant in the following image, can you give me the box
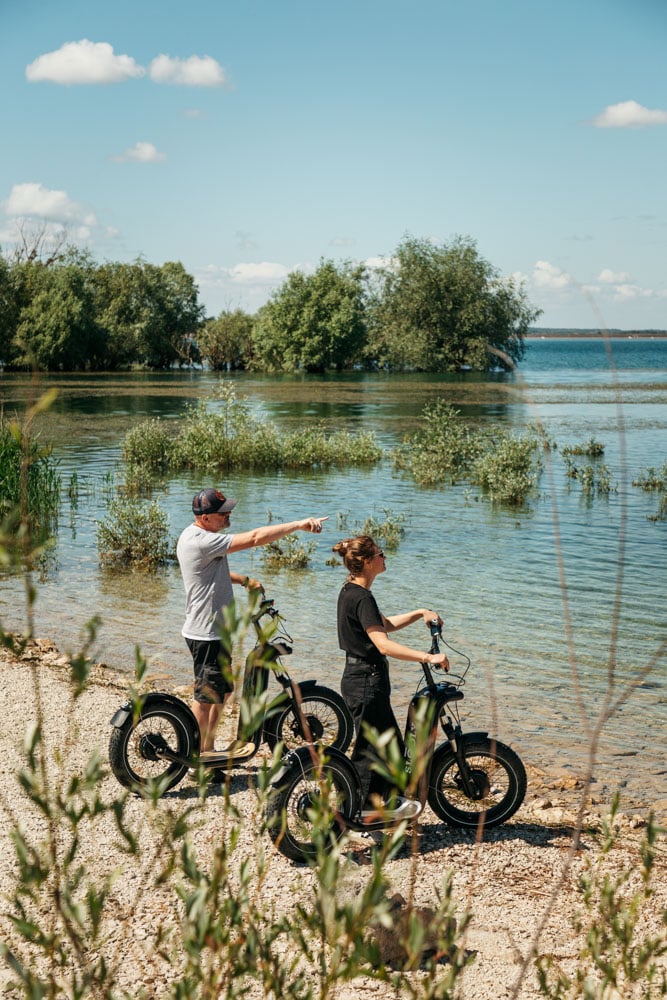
[0,414,61,526]
[260,533,316,569]
[393,400,542,506]
[361,509,407,550]
[561,437,606,457]
[123,383,382,475]
[96,496,173,569]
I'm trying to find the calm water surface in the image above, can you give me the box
[1,338,665,806]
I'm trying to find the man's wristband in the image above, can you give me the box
[242,576,250,588]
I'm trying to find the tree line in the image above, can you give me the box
[0,234,540,373]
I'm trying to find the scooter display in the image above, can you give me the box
[266,620,527,861]
[109,596,353,795]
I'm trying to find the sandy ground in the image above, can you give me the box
[0,637,665,999]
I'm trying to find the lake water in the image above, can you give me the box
[1,338,666,808]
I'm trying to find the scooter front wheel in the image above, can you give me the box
[428,737,526,829]
[266,755,361,862]
[267,686,353,753]
[109,700,199,794]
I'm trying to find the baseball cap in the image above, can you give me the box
[192,488,238,515]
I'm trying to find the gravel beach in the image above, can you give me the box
[1,638,665,999]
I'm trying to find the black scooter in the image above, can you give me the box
[266,620,527,861]
[109,596,353,795]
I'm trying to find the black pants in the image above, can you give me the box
[341,660,404,805]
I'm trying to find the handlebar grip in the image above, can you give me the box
[429,618,442,636]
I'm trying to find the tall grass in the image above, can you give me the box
[123,382,383,474]
[0,415,61,527]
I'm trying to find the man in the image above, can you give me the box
[176,487,327,754]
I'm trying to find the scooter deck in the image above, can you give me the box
[198,741,257,764]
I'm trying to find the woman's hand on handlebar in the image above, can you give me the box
[427,652,450,671]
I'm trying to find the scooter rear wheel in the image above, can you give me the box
[267,686,353,753]
[109,701,199,793]
[266,756,361,862]
[428,737,526,829]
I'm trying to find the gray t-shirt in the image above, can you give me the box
[176,523,234,640]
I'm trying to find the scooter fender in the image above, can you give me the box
[273,744,357,789]
[109,692,195,729]
[432,730,489,761]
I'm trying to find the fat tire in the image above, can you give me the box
[109,701,199,794]
[267,686,353,753]
[428,737,526,828]
[266,757,361,862]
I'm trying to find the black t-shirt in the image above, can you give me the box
[337,582,387,666]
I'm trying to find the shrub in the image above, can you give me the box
[392,400,484,486]
[536,801,667,999]
[361,509,406,550]
[471,433,542,505]
[633,461,667,522]
[260,534,316,569]
[122,417,177,471]
[96,496,173,568]
[121,383,383,476]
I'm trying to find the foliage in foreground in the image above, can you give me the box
[536,799,667,999]
[0,602,471,1000]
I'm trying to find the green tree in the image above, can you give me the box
[13,259,102,370]
[94,259,204,369]
[368,234,541,372]
[0,254,20,366]
[198,308,254,370]
[136,260,204,368]
[252,259,367,373]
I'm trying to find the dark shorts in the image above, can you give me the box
[186,638,233,703]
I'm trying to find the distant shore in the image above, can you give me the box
[526,329,667,338]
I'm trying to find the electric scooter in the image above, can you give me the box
[266,620,527,861]
[109,596,353,795]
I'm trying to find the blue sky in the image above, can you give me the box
[1,0,666,329]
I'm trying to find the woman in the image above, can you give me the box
[332,535,449,818]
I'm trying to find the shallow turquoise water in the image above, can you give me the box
[1,338,665,805]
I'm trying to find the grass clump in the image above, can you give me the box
[633,461,667,521]
[96,496,173,569]
[361,509,406,550]
[123,382,382,475]
[0,415,61,529]
[565,459,616,497]
[562,437,606,457]
[261,533,316,569]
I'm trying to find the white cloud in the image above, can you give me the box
[26,40,145,85]
[613,283,654,301]
[149,54,226,87]
[591,100,667,128]
[111,141,166,163]
[4,182,97,226]
[533,260,572,290]
[184,108,204,118]
[598,268,630,284]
